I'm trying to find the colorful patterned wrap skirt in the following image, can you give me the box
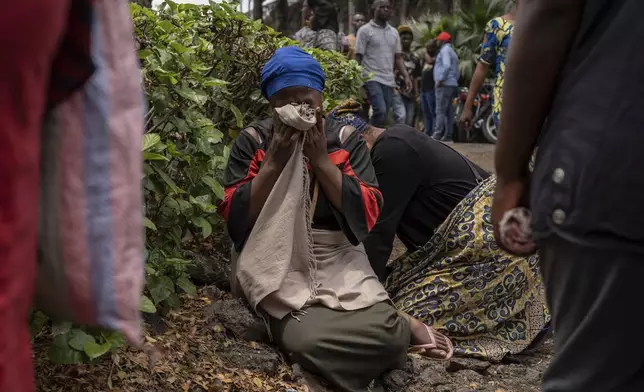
[385,175,550,361]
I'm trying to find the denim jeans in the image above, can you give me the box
[364,81,393,127]
[391,92,406,124]
[433,85,458,140]
[421,90,436,137]
[402,96,416,126]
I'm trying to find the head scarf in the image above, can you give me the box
[397,25,413,37]
[327,99,369,133]
[260,46,326,100]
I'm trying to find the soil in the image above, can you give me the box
[35,143,554,392]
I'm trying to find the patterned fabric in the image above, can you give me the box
[479,17,514,127]
[300,28,343,51]
[385,176,550,361]
[327,98,369,133]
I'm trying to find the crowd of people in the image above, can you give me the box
[294,0,468,141]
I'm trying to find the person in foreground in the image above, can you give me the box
[328,100,551,361]
[460,0,517,131]
[219,46,452,392]
[492,0,644,391]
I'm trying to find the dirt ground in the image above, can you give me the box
[450,142,496,173]
[35,142,555,392]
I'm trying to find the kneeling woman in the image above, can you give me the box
[329,100,550,362]
[218,47,451,392]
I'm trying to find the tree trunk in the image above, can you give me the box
[400,0,408,22]
[253,0,264,21]
[276,0,289,33]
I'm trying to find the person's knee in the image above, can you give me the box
[279,326,321,356]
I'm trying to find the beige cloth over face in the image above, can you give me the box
[233,105,388,320]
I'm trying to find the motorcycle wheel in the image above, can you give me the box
[482,111,497,144]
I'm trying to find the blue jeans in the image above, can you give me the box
[392,92,406,124]
[364,81,393,127]
[433,85,457,140]
[403,96,416,126]
[421,90,436,136]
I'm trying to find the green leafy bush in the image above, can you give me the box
[34,0,367,364]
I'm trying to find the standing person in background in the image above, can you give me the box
[355,0,412,127]
[300,0,344,52]
[420,40,439,136]
[346,13,366,59]
[460,0,517,131]
[432,32,459,141]
[392,25,422,126]
[492,0,644,391]
[293,8,313,43]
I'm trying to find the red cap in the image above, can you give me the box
[436,32,452,42]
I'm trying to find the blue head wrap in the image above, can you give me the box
[260,46,326,100]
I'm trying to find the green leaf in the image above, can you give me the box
[140,295,157,313]
[229,103,244,128]
[29,311,49,337]
[158,20,176,33]
[203,77,227,88]
[83,341,112,360]
[142,133,161,151]
[170,42,191,54]
[201,176,225,200]
[102,331,125,348]
[176,86,208,106]
[68,329,96,352]
[148,275,175,304]
[143,152,168,161]
[143,217,157,231]
[176,275,198,297]
[189,195,218,213]
[52,321,73,336]
[191,216,212,238]
[139,48,153,59]
[152,166,184,194]
[48,335,85,364]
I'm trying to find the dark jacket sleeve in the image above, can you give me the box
[217,130,263,252]
[363,137,421,281]
[330,131,384,245]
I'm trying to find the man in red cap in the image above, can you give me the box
[432,31,459,141]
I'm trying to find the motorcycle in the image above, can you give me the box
[452,84,497,144]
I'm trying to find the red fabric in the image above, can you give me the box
[219,147,382,232]
[329,150,382,231]
[218,149,266,220]
[436,31,452,42]
[0,1,74,391]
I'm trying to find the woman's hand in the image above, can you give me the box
[264,114,302,170]
[303,108,329,168]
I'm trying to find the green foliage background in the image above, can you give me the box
[35,0,368,364]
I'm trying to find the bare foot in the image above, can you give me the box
[399,312,453,360]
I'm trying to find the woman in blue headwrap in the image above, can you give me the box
[218,47,452,392]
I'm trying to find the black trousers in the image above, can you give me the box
[539,235,644,392]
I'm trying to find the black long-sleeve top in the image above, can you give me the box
[363,124,490,280]
[218,117,383,252]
